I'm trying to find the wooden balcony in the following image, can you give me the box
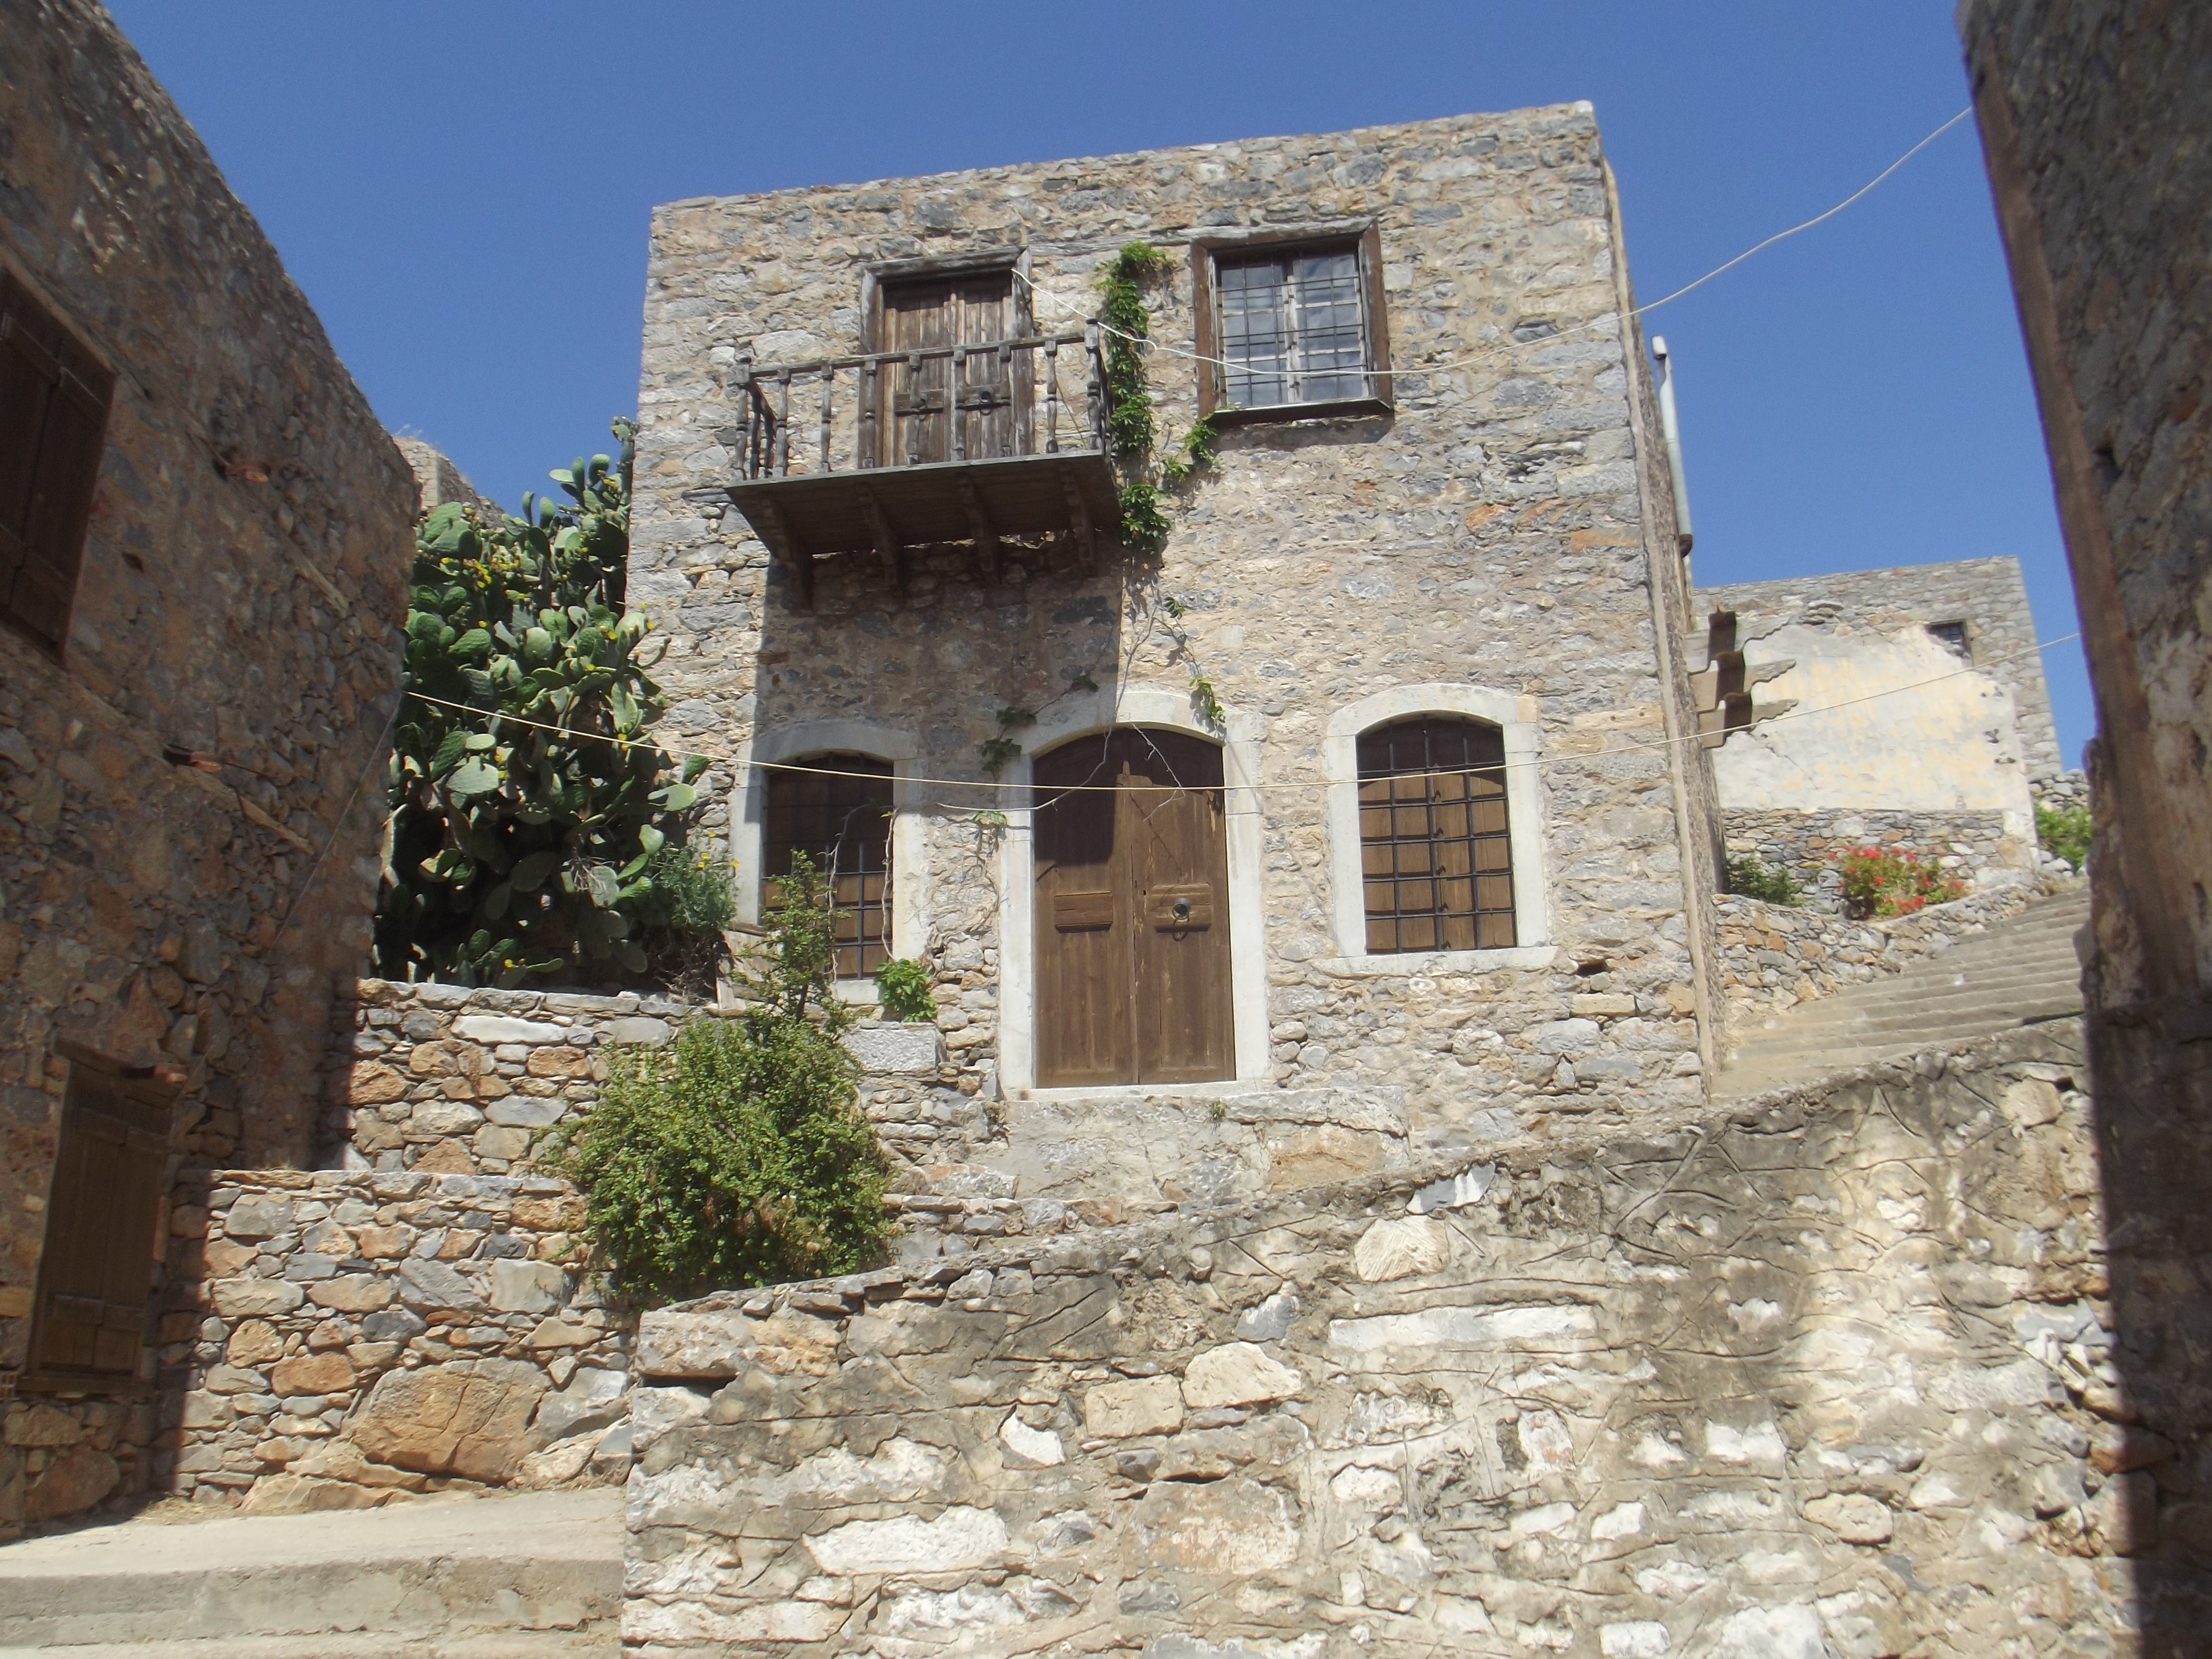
[704,327,1122,604]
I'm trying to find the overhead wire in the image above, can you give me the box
[1025,105,1975,376]
[398,628,2080,812]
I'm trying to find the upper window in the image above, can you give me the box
[763,754,894,979]
[1195,229,1391,420]
[1928,621,1971,659]
[1357,715,1516,953]
[0,272,112,656]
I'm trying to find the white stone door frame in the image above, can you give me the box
[997,681,1270,1096]
[729,718,929,999]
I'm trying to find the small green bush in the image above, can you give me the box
[1726,855,1804,907]
[2036,802,2092,870]
[873,958,938,1023]
[540,854,891,1305]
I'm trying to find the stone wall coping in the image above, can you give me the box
[638,1016,2087,1376]
[344,978,694,1019]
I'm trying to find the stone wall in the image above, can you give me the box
[1714,880,2063,1029]
[632,104,1719,1133]
[156,1168,631,1514]
[624,1018,2155,1657]
[1721,806,2034,910]
[0,0,414,1526]
[1961,0,2212,1007]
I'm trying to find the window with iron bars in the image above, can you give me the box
[1215,242,1375,410]
[1356,715,1517,953]
[763,754,894,978]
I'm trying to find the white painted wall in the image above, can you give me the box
[1714,624,2035,816]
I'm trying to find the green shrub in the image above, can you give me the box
[540,854,891,1304]
[873,958,938,1023]
[1834,845,1968,919]
[2036,802,2092,870]
[1726,855,1804,907]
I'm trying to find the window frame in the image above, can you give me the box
[733,720,928,1000]
[22,1041,182,1396]
[0,268,115,661]
[760,752,898,982]
[1323,684,1550,974]
[1355,715,1520,955]
[1192,224,1392,425]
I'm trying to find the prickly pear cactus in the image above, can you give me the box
[373,418,717,986]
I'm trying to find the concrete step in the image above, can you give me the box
[0,1489,618,1654]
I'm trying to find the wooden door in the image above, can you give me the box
[1033,729,1234,1087]
[872,271,1029,465]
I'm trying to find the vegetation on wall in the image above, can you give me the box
[873,957,938,1023]
[542,854,892,1305]
[1099,241,1222,556]
[373,419,720,987]
[1833,845,1969,919]
[2035,800,2092,871]
[1726,854,1805,907]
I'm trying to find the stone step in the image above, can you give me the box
[0,1490,618,1653]
[1733,983,2084,1043]
[1715,886,2089,1098]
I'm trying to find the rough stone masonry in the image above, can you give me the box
[625,1020,2140,1657]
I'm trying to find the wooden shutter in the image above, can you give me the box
[0,272,112,656]
[871,270,1021,465]
[28,1059,175,1384]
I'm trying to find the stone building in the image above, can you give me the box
[0,0,414,1528]
[629,103,1725,1195]
[1692,554,2061,903]
[1962,0,2212,1641]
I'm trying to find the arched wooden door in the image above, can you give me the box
[1032,728,1234,1087]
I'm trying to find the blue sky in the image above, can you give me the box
[104,0,2092,765]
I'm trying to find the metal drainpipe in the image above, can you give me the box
[1651,336,1695,559]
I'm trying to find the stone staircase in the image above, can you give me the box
[0,1489,618,1656]
[1716,884,2091,1098]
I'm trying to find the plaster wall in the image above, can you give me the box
[1712,623,2033,816]
[630,106,1716,1145]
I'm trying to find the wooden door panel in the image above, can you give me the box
[1123,731,1234,1085]
[1033,738,1131,1086]
[874,273,1021,466]
[1033,729,1234,1088]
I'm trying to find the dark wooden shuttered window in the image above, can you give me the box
[28,1054,176,1385]
[0,272,112,657]
[763,755,894,979]
[1357,715,1517,953]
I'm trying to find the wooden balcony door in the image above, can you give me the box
[871,270,1029,466]
[1033,729,1234,1087]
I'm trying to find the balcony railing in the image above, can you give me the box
[710,325,1122,603]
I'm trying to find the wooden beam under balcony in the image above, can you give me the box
[722,449,1120,574]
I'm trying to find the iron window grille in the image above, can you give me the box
[1356,715,1517,953]
[762,754,894,979]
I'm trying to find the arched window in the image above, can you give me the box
[763,753,894,978]
[1356,715,1516,953]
